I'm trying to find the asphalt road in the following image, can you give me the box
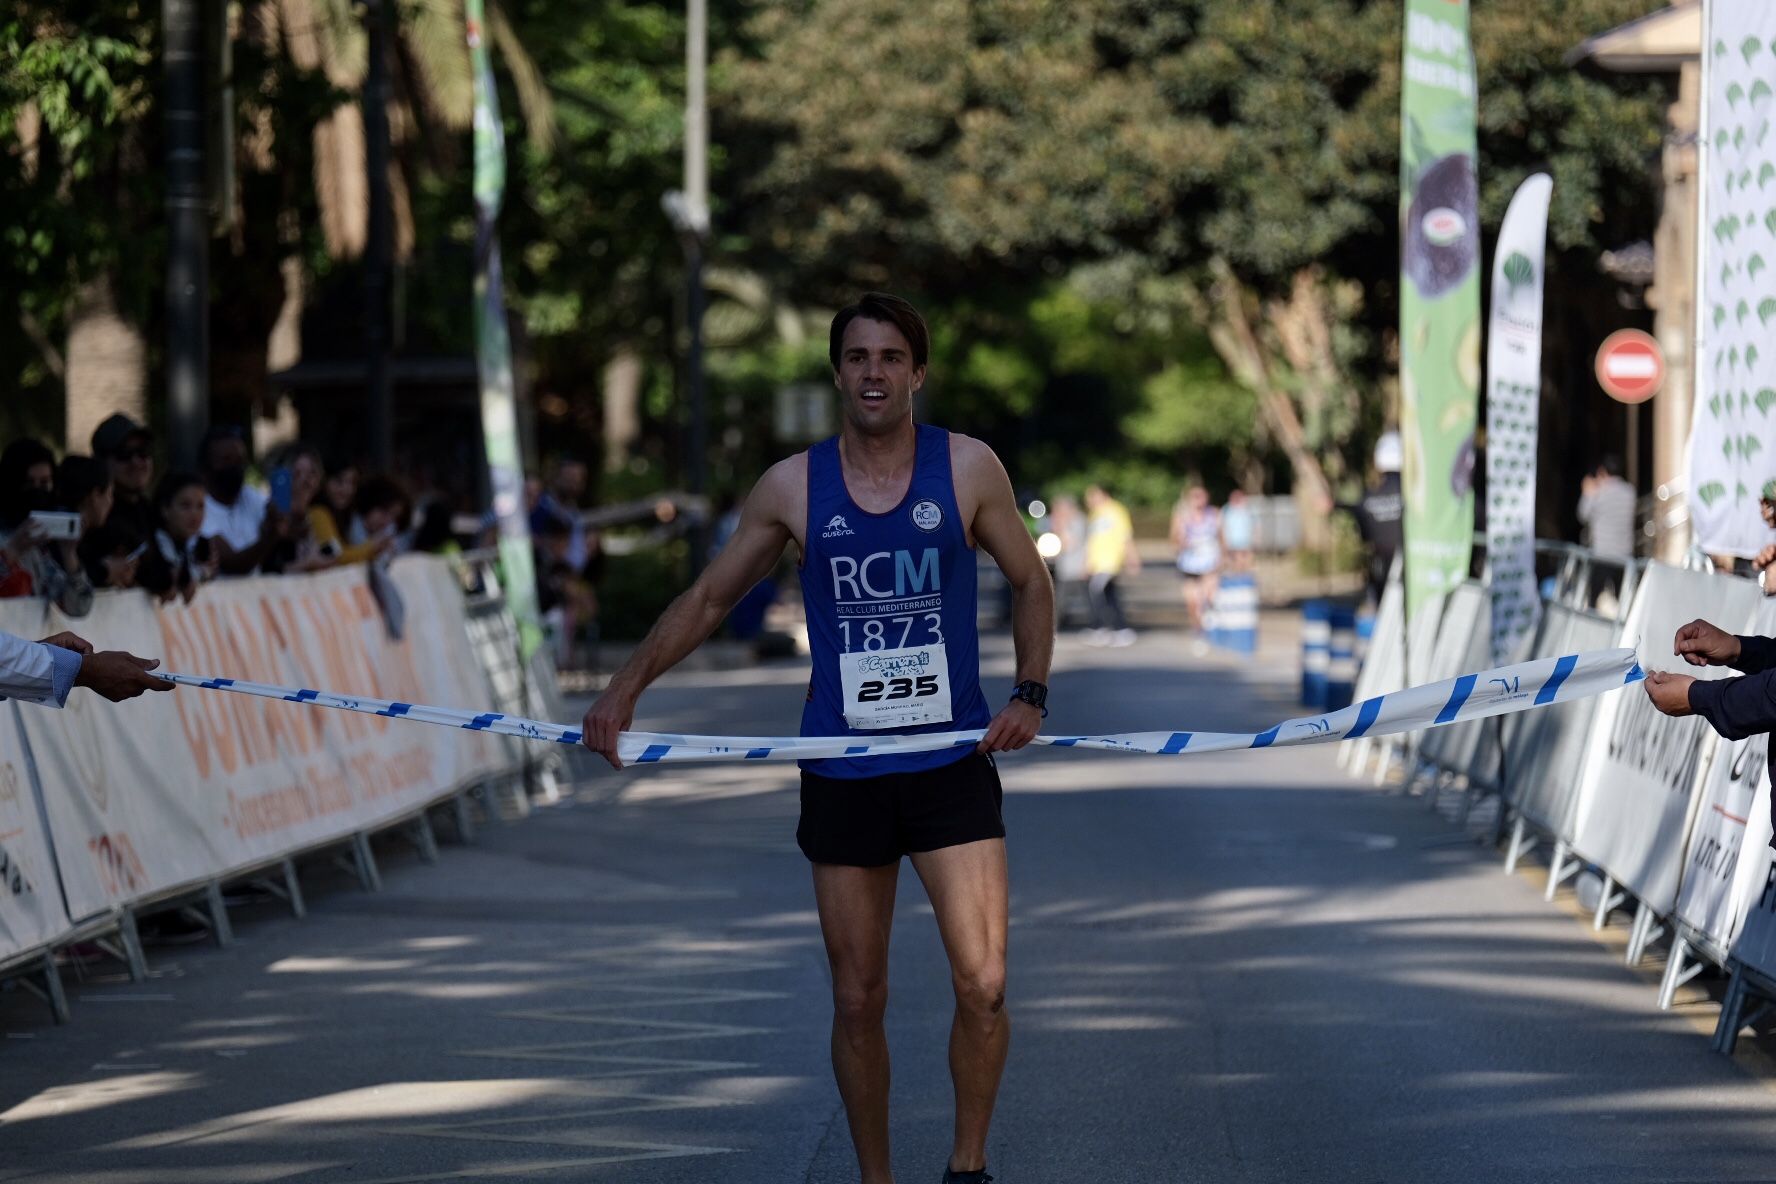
[3,626,1775,1183]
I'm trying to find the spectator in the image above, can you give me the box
[90,413,157,555]
[352,474,412,553]
[1047,493,1089,628]
[139,472,225,602]
[1083,484,1137,647]
[199,425,285,575]
[60,455,138,589]
[0,439,94,617]
[1170,485,1221,634]
[1754,482,1776,596]
[1221,488,1255,572]
[1331,431,1405,608]
[530,458,591,572]
[411,499,461,556]
[1578,453,1636,608]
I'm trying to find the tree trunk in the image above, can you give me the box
[1199,259,1334,552]
[601,347,643,474]
[64,273,147,454]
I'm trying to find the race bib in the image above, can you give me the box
[838,643,953,730]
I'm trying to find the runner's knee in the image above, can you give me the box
[832,977,888,1031]
[952,967,1006,1017]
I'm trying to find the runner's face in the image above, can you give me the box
[835,317,924,435]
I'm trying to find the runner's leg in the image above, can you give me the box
[909,838,1009,1175]
[812,861,901,1184]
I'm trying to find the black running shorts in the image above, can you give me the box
[797,751,1005,867]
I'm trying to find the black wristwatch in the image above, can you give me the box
[1010,680,1048,717]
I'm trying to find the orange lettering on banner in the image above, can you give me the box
[263,599,324,751]
[301,596,369,743]
[340,587,394,734]
[88,832,146,898]
[194,602,242,774]
[159,613,212,778]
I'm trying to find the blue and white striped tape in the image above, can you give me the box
[156,645,1644,766]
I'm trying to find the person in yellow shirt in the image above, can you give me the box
[1083,484,1137,646]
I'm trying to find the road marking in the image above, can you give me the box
[320,1143,734,1184]
[452,1049,756,1076]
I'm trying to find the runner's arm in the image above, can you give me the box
[961,440,1053,752]
[582,460,798,766]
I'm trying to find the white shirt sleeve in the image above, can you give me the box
[0,631,80,707]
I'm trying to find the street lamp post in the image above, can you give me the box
[667,0,711,576]
[363,0,395,470]
[164,0,209,470]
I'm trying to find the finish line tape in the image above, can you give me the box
[157,646,1645,766]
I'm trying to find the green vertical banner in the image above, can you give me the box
[1399,0,1481,623]
[467,0,541,657]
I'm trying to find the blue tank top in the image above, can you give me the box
[798,424,990,778]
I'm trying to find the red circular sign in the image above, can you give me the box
[1595,329,1664,404]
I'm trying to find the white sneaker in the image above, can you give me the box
[1110,629,1137,647]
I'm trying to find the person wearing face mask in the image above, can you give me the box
[198,425,287,575]
[0,438,94,617]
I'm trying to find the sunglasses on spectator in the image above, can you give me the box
[115,446,152,461]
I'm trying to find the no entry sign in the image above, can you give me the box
[1595,329,1664,404]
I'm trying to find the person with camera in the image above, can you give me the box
[0,439,94,617]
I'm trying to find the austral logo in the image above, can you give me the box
[911,499,944,532]
[822,514,854,539]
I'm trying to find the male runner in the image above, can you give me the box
[583,292,1054,1183]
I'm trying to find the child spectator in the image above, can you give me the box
[139,472,226,602]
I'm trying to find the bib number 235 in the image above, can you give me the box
[839,643,953,730]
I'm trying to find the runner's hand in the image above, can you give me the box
[582,687,637,769]
[978,699,1042,754]
[1674,619,1740,667]
[1643,670,1695,717]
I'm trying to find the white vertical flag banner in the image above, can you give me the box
[1486,173,1552,664]
[1691,0,1776,558]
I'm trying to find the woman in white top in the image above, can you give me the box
[1170,485,1221,632]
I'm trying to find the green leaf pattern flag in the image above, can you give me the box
[1692,1,1776,559]
[467,0,542,656]
[1486,173,1552,665]
[1400,0,1481,622]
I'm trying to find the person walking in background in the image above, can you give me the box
[1170,484,1220,634]
[1578,453,1636,611]
[1084,483,1137,647]
[0,439,94,617]
[1330,431,1405,609]
[1048,493,1089,628]
[1221,488,1255,573]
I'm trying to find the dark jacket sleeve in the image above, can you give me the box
[1733,634,1776,676]
[1689,671,1776,741]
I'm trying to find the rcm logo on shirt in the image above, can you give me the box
[911,499,943,532]
[830,548,941,601]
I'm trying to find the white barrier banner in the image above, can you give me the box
[10,557,514,920]
[0,704,72,966]
[1726,780,1776,976]
[1569,564,1760,915]
[1502,605,1622,837]
[1676,598,1776,952]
